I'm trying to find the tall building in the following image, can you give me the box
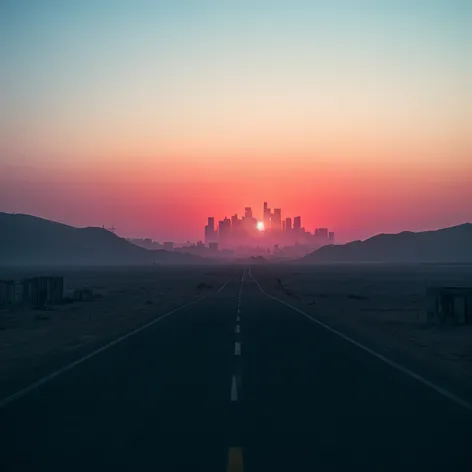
[285,217,292,231]
[218,217,232,247]
[293,216,301,232]
[231,214,242,243]
[244,207,253,219]
[263,202,274,230]
[263,202,270,228]
[328,231,335,242]
[272,208,282,231]
[204,216,216,244]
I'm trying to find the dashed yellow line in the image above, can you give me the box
[227,447,244,472]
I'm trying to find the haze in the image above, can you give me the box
[1,0,471,241]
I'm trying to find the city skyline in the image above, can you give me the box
[204,202,334,252]
[126,200,336,257]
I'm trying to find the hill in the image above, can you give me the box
[0,213,202,266]
[302,223,472,263]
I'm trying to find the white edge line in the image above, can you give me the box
[0,296,207,409]
[218,270,237,292]
[230,375,238,401]
[248,267,472,412]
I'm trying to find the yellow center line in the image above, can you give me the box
[226,447,244,472]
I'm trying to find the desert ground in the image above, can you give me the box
[251,263,472,400]
[0,265,235,398]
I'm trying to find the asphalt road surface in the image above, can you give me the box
[1,268,472,471]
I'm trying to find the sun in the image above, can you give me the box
[257,221,265,231]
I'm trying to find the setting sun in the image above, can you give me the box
[257,221,264,231]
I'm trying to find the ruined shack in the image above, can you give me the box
[426,287,472,325]
[73,288,94,301]
[22,276,64,306]
[0,280,15,306]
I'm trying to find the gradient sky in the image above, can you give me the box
[1,0,471,242]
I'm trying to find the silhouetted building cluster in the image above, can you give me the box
[202,202,335,256]
[126,238,165,251]
[125,202,335,259]
[0,276,64,307]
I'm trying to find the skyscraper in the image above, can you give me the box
[231,214,239,227]
[205,216,216,244]
[263,203,272,230]
[244,207,253,219]
[218,217,232,247]
[293,216,301,232]
[273,208,282,231]
[230,214,241,244]
[285,217,292,231]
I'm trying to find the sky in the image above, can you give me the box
[1,0,471,242]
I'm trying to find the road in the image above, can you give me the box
[1,267,471,471]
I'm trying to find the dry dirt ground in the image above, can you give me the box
[252,263,472,401]
[0,265,234,398]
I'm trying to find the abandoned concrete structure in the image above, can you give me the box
[73,288,94,301]
[21,276,64,306]
[0,280,15,305]
[0,280,25,306]
[426,287,472,325]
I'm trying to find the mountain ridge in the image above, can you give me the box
[303,223,472,263]
[0,212,202,266]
